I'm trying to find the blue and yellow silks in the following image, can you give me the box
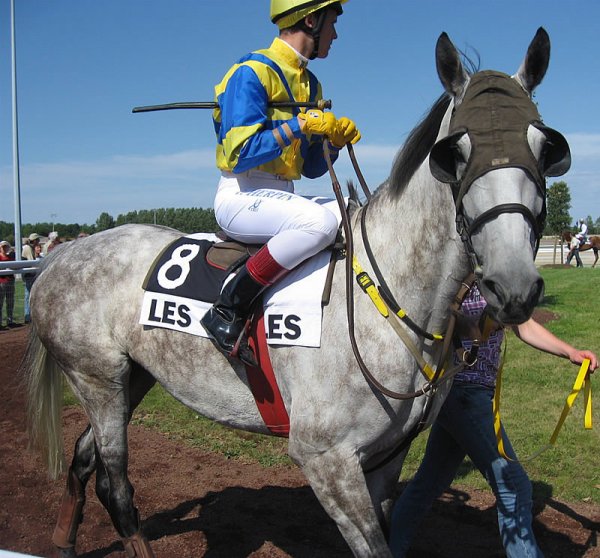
[213,37,337,180]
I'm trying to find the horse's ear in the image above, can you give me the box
[435,32,469,100]
[514,27,550,95]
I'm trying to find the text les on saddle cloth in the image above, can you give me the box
[139,231,335,347]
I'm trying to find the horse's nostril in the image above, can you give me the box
[531,278,545,306]
[482,278,505,306]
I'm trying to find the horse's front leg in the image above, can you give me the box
[364,447,410,537]
[292,444,392,557]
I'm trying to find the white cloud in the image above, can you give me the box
[0,149,218,224]
[2,137,599,226]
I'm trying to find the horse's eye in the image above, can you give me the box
[452,145,466,164]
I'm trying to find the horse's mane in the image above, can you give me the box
[387,50,479,199]
[387,94,451,198]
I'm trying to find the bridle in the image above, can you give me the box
[429,71,571,273]
[324,71,571,403]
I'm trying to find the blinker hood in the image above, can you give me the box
[430,70,571,207]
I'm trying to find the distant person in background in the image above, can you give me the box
[566,224,584,268]
[575,218,588,246]
[0,241,17,329]
[21,233,40,323]
[43,231,61,255]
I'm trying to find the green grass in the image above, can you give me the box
[12,279,25,323]
[401,267,600,505]
[63,267,599,504]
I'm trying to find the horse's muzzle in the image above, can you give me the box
[480,275,544,325]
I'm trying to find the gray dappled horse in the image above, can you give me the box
[23,29,570,557]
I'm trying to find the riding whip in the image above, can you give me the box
[132,99,332,113]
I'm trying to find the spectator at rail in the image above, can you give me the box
[34,243,44,259]
[43,231,61,255]
[0,241,17,329]
[21,233,40,324]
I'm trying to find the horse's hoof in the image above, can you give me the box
[57,547,78,558]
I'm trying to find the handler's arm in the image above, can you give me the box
[512,319,598,371]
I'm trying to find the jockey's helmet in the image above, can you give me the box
[270,0,348,30]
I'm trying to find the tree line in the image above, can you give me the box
[545,181,600,235]
[0,182,596,245]
[0,207,219,245]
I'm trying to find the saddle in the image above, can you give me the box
[205,232,260,271]
[206,232,342,305]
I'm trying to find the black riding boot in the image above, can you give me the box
[201,265,266,366]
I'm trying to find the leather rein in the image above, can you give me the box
[324,142,474,401]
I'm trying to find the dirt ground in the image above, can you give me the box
[1,325,598,558]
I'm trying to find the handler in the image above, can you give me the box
[389,283,598,558]
[202,0,361,365]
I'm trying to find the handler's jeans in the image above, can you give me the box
[389,383,543,558]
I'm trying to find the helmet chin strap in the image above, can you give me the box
[299,10,327,59]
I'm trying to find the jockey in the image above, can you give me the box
[575,218,588,246]
[201,0,361,365]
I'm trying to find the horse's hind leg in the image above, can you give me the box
[91,364,157,557]
[58,362,156,557]
[53,426,96,557]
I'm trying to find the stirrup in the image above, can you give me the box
[230,320,258,367]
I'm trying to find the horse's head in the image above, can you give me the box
[429,28,571,324]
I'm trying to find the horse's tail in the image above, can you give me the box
[20,324,65,479]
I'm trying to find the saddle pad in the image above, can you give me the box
[140,205,341,347]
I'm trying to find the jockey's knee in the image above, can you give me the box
[268,207,339,269]
[304,206,339,250]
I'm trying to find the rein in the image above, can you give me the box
[324,143,473,401]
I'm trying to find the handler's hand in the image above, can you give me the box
[570,350,598,372]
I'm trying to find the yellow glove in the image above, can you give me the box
[297,109,338,138]
[330,116,361,148]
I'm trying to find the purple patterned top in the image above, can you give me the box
[453,283,504,388]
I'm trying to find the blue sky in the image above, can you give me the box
[1,0,599,227]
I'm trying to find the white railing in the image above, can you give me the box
[0,260,41,277]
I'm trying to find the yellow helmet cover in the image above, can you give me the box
[270,0,348,30]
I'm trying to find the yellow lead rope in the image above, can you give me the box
[494,357,593,462]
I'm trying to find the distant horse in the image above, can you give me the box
[561,230,599,267]
[22,29,570,557]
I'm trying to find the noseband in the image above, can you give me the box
[430,71,571,273]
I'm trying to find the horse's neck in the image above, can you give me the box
[358,106,467,331]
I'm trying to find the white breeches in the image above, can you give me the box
[214,171,339,270]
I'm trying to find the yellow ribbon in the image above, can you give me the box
[494,358,593,462]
